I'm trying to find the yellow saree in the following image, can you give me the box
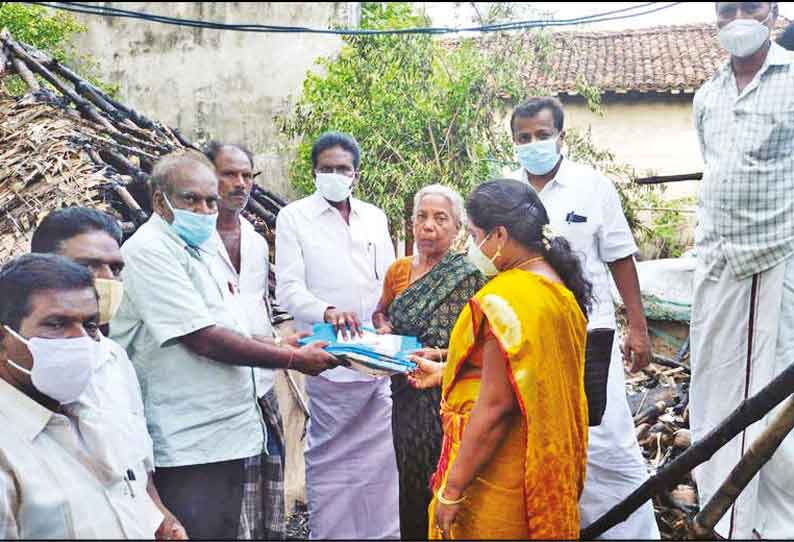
[428,269,589,540]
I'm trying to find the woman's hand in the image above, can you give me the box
[375,323,393,335]
[434,500,461,539]
[407,356,445,389]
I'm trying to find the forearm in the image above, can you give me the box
[443,405,514,497]
[608,256,647,330]
[180,325,295,369]
[147,473,169,516]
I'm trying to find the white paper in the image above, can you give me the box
[336,329,403,357]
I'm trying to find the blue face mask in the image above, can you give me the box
[163,193,218,248]
[515,136,561,176]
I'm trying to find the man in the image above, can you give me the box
[276,132,399,539]
[0,254,165,538]
[691,2,794,538]
[205,141,287,540]
[510,97,659,539]
[110,152,338,539]
[30,206,186,539]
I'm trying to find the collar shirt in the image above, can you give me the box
[210,216,275,398]
[0,378,163,539]
[694,42,794,280]
[110,213,265,467]
[62,334,155,483]
[275,192,395,382]
[512,159,638,330]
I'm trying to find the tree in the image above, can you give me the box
[278,2,663,249]
[0,3,116,96]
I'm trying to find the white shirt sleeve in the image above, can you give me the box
[596,178,638,263]
[275,206,331,324]
[378,211,396,277]
[0,467,19,539]
[693,89,706,162]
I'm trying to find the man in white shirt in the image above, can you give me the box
[0,254,166,539]
[111,153,338,539]
[276,132,399,539]
[509,97,659,539]
[30,207,186,540]
[206,141,290,540]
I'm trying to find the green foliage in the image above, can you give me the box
[278,2,560,235]
[0,3,117,97]
[278,1,668,248]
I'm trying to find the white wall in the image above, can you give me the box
[69,2,360,197]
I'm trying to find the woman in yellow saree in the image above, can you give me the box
[410,179,592,540]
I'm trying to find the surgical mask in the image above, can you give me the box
[719,14,771,58]
[466,235,500,278]
[4,325,99,405]
[95,278,124,325]
[315,172,354,203]
[163,193,218,247]
[515,136,561,176]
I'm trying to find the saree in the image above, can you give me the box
[386,251,485,541]
[428,269,588,540]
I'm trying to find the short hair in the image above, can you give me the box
[311,131,361,171]
[778,22,794,51]
[30,207,122,254]
[150,151,215,195]
[203,140,255,169]
[413,184,466,228]
[510,97,565,134]
[0,254,95,331]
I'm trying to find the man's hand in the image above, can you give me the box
[622,325,652,372]
[291,341,341,376]
[375,323,393,335]
[324,307,362,339]
[155,513,188,540]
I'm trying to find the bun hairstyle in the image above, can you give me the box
[465,178,593,316]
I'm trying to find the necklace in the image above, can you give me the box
[515,255,544,270]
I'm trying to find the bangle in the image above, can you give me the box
[436,486,466,506]
[286,350,296,371]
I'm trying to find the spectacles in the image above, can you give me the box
[315,166,356,177]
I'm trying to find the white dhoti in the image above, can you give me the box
[579,338,661,539]
[690,255,794,539]
[305,376,400,540]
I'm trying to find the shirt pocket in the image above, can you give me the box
[734,109,794,162]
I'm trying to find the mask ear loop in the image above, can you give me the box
[2,325,33,375]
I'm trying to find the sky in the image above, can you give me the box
[417,2,794,31]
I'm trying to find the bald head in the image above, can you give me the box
[150,153,220,221]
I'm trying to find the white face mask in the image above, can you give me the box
[4,325,99,405]
[466,235,500,278]
[718,13,772,58]
[315,172,354,202]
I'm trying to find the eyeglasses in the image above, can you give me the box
[315,166,356,177]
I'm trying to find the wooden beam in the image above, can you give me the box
[581,362,794,539]
[635,172,703,185]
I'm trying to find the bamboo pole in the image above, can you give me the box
[0,31,116,132]
[690,396,794,538]
[581,362,794,539]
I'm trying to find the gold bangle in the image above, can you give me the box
[436,486,466,506]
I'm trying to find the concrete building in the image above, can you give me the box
[69,2,361,197]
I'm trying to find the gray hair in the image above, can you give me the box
[413,184,466,228]
[150,152,215,194]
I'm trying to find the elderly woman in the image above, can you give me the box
[411,179,592,539]
[372,184,485,541]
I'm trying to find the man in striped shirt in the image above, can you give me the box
[690,2,794,538]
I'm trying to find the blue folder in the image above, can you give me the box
[299,323,421,376]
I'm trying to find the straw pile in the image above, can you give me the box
[0,29,287,312]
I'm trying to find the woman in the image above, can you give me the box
[372,184,486,541]
[410,178,592,540]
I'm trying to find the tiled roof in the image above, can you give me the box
[510,21,790,96]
